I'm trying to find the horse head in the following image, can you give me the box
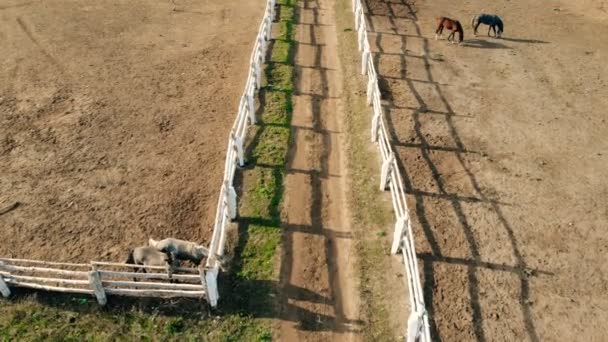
[148,238,159,248]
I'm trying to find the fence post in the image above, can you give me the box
[227,183,238,220]
[0,274,10,298]
[391,216,407,255]
[233,134,245,166]
[371,112,380,142]
[361,50,369,75]
[270,0,276,19]
[247,92,256,124]
[407,308,425,342]
[357,25,364,52]
[259,37,267,62]
[265,17,273,43]
[366,77,375,105]
[380,152,394,190]
[89,265,107,306]
[205,267,219,307]
[255,57,263,89]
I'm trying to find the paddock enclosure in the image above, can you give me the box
[0,0,264,262]
[361,0,608,340]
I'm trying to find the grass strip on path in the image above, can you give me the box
[334,0,405,340]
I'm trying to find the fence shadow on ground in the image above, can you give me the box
[362,0,552,341]
[4,288,210,318]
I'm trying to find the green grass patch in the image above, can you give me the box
[0,298,271,341]
[219,0,296,338]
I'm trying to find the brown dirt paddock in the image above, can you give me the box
[363,0,608,340]
[0,0,264,262]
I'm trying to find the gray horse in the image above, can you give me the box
[125,246,178,280]
[149,237,226,269]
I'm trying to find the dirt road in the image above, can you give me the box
[0,0,264,262]
[278,0,361,340]
[363,0,608,340]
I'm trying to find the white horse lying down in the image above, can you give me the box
[125,246,179,280]
[149,237,227,269]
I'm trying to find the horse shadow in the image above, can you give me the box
[462,38,512,49]
[499,37,549,44]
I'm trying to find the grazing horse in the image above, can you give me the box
[149,237,226,269]
[435,17,464,44]
[472,14,504,38]
[125,246,178,280]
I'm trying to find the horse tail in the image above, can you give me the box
[125,249,135,264]
[471,15,477,29]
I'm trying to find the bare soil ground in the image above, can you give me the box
[278,0,361,340]
[363,0,608,340]
[0,0,264,262]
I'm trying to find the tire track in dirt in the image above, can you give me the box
[278,0,362,340]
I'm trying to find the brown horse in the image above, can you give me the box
[435,17,464,44]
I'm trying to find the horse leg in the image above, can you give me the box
[474,22,481,36]
[435,25,442,40]
[492,25,497,37]
[488,25,492,37]
[133,265,142,282]
[447,30,455,43]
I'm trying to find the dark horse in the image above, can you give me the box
[472,14,504,38]
[435,17,464,44]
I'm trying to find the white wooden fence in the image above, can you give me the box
[350,0,431,341]
[203,0,277,307]
[0,258,205,305]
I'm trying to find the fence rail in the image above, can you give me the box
[203,0,277,307]
[0,258,205,305]
[350,0,431,341]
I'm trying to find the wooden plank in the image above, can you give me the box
[0,258,88,268]
[98,270,200,281]
[0,273,89,286]
[91,261,198,273]
[105,288,205,298]
[102,280,204,291]
[89,270,107,306]
[5,279,94,295]
[0,264,88,277]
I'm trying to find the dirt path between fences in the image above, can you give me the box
[0,0,264,262]
[278,0,362,340]
[362,0,608,341]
